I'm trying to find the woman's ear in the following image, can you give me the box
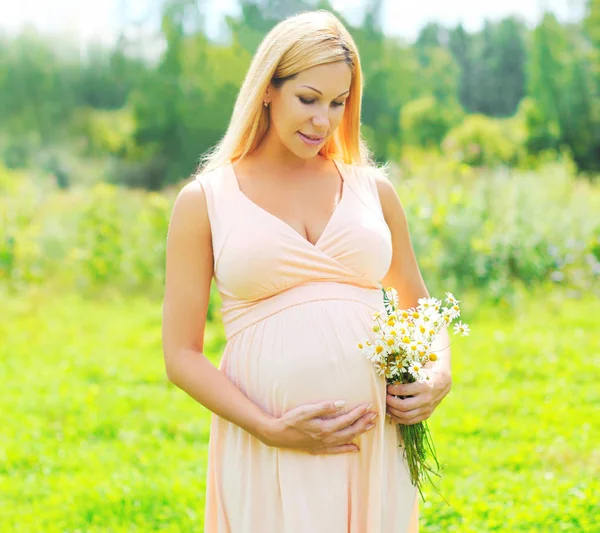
[263,85,272,105]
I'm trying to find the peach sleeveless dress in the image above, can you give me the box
[196,159,418,533]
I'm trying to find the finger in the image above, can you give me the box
[308,400,352,419]
[333,416,377,443]
[326,403,372,432]
[387,405,417,420]
[386,393,419,412]
[309,444,360,455]
[388,404,428,419]
[392,414,427,426]
[389,408,430,426]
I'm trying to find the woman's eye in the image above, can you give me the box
[298,96,345,107]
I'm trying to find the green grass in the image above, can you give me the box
[1,287,598,531]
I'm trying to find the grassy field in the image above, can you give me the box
[1,287,598,532]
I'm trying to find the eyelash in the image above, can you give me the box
[299,96,345,108]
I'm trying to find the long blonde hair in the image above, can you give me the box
[197,10,373,173]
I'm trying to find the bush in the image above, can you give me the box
[442,114,522,167]
[2,161,599,307]
[70,106,136,158]
[401,96,464,149]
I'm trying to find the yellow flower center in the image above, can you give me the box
[429,353,438,361]
[402,336,410,344]
[357,343,364,349]
[375,345,384,354]
[386,338,395,346]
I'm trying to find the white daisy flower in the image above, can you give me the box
[373,359,388,377]
[408,360,423,378]
[398,333,411,347]
[389,356,404,376]
[384,287,399,313]
[442,307,457,322]
[418,297,442,312]
[445,292,459,305]
[382,334,400,351]
[417,297,432,310]
[374,339,390,357]
[453,321,470,336]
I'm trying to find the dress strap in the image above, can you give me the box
[195,164,239,271]
[336,160,387,223]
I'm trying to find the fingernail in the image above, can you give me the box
[334,400,346,409]
[366,423,375,430]
[353,447,360,452]
[369,413,378,422]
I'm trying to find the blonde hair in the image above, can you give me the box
[197,10,374,173]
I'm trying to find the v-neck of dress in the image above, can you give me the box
[227,159,346,249]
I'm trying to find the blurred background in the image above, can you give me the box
[1,1,598,531]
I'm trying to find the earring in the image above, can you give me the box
[263,101,269,107]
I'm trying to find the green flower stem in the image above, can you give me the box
[398,420,444,502]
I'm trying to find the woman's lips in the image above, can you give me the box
[298,132,324,145]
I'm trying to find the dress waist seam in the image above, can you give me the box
[224,295,382,341]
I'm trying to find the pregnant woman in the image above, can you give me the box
[162,10,453,533]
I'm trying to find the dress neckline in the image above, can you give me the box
[227,159,346,249]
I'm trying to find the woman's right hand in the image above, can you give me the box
[259,401,379,454]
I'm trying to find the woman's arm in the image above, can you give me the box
[162,180,275,441]
[374,172,452,425]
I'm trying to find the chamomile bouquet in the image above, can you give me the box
[357,288,470,499]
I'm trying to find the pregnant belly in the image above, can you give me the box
[221,300,385,417]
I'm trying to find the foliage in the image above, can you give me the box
[2,161,599,309]
[0,289,597,531]
[70,107,137,158]
[400,96,464,148]
[441,115,522,167]
[2,2,600,179]
[395,157,600,303]
[527,13,600,172]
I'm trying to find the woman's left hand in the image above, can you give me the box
[386,371,452,425]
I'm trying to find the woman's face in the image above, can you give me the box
[266,61,352,159]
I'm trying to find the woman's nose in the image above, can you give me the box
[312,113,329,131]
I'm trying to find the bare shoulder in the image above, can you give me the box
[168,176,212,244]
[172,178,207,220]
[170,165,225,226]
